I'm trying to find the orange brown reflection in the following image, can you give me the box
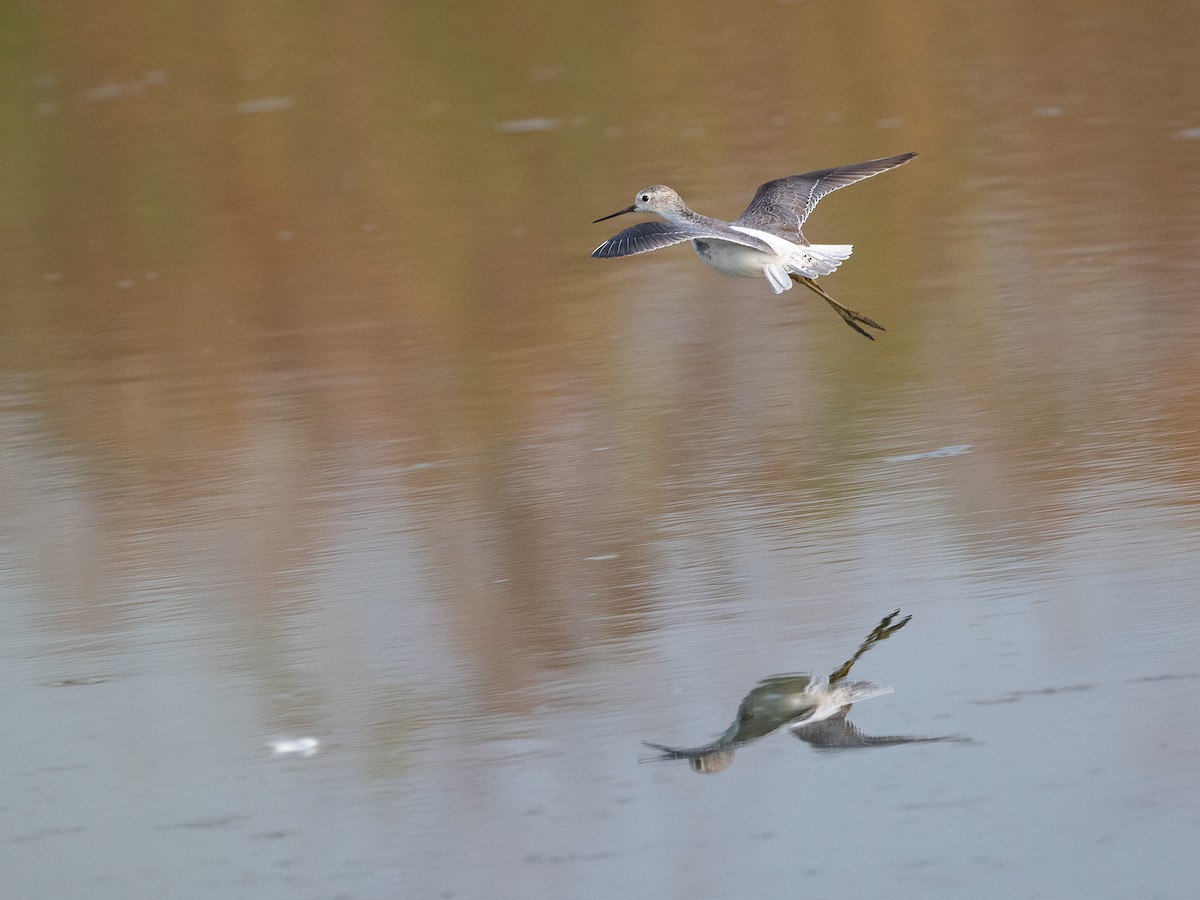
[1,0,1200,735]
[643,611,969,773]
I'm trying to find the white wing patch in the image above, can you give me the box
[727,224,796,257]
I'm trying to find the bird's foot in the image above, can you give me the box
[794,276,886,340]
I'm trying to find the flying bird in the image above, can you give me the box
[593,152,916,339]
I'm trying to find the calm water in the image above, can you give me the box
[3,2,1200,898]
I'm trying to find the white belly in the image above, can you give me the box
[690,238,776,278]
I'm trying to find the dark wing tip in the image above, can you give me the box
[866,151,918,171]
[591,238,635,258]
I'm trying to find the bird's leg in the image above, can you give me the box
[793,276,886,340]
[828,609,912,683]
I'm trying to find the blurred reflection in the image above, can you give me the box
[644,611,968,773]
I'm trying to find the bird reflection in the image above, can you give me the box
[643,610,967,774]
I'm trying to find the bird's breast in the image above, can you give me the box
[689,238,775,278]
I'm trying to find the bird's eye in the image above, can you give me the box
[641,194,649,202]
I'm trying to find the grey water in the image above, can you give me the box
[3,1,1200,897]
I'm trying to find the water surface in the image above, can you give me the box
[3,1,1200,897]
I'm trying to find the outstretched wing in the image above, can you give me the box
[592,222,696,258]
[592,220,768,259]
[733,152,917,242]
[790,716,873,748]
[791,717,970,750]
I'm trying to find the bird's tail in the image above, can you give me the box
[825,680,894,706]
[766,244,855,292]
[803,243,854,276]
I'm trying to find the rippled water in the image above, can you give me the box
[3,2,1200,897]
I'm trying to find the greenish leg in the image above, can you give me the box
[828,609,912,683]
[794,276,886,340]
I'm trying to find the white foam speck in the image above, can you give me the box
[270,737,319,758]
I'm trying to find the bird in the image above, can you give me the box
[640,609,968,773]
[642,674,896,773]
[592,152,917,339]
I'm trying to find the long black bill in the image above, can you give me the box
[593,204,637,223]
